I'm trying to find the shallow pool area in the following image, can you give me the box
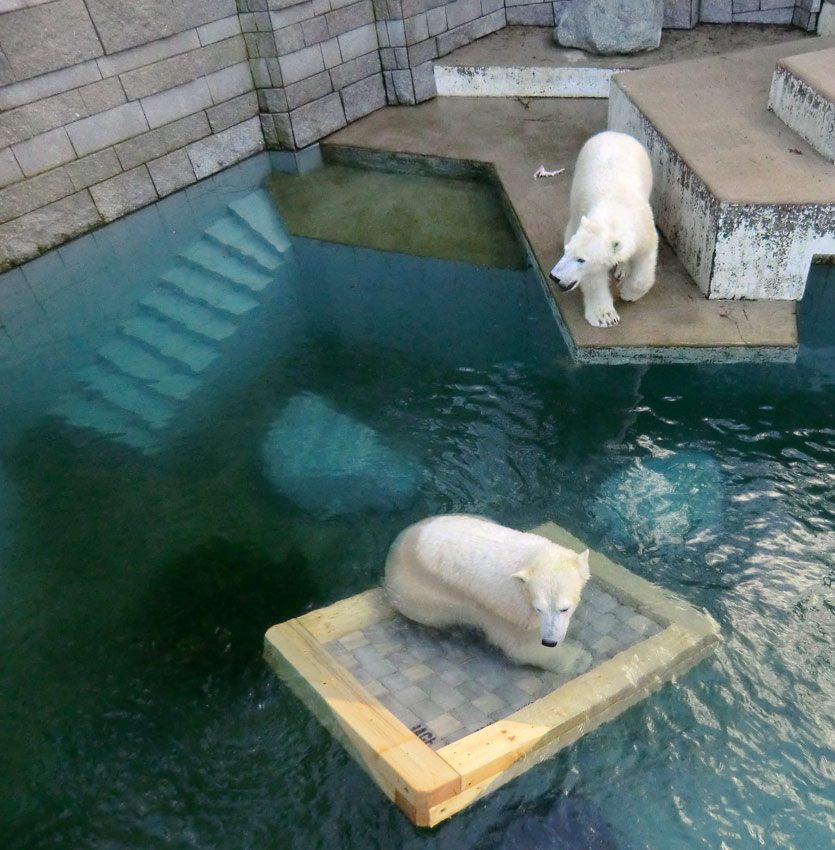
[1,153,834,849]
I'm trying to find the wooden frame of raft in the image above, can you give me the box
[263,522,721,827]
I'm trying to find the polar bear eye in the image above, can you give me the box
[533,603,544,614]
[559,606,571,613]
[576,258,586,264]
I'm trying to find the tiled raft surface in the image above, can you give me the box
[326,582,662,749]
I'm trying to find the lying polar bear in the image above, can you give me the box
[550,130,658,328]
[385,515,592,673]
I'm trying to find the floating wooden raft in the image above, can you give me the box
[264,522,721,827]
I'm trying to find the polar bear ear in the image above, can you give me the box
[576,550,591,582]
[512,568,533,584]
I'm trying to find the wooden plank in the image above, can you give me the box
[264,619,460,820]
[437,623,715,793]
[297,587,396,642]
[428,625,719,826]
[531,522,721,638]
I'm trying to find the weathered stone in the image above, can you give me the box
[114,112,211,171]
[426,7,448,36]
[446,0,481,28]
[340,72,386,121]
[186,116,264,178]
[0,191,102,270]
[65,149,123,191]
[555,0,663,54]
[0,149,24,190]
[89,165,158,222]
[325,0,374,37]
[329,51,380,89]
[286,70,334,109]
[289,91,346,148]
[0,89,86,149]
[338,23,379,62]
[407,37,437,67]
[140,78,213,130]
[274,22,307,54]
[279,44,325,85]
[663,0,699,28]
[0,168,75,224]
[207,91,259,132]
[404,13,429,44]
[0,0,102,81]
[302,15,330,44]
[78,78,126,113]
[699,0,732,21]
[270,0,316,29]
[387,20,406,47]
[148,149,197,196]
[507,3,554,25]
[0,60,101,112]
[258,87,290,112]
[436,9,503,54]
[412,59,437,102]
[86,0,236,54]
[197,15,243,45]
[66,102,150,157]
[12,127,76,178]
[321,37,343,68]
[96,31,201,78]
[205,62,255,104]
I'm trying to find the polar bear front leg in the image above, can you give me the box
[580,271,620,328]
[618,250,656,302]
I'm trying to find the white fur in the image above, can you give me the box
[550,130,659,329]
[384,515,592,673]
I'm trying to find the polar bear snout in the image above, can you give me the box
[539,609,570,647]
[549,257,582,292]
[542,638,558,647]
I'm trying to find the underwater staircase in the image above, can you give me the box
[54,189,295,452]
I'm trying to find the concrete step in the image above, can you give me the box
[53,395,158,451]
[205,215,286,271]
[121,315,220,373]
[609,37,835,301]
[228,191,293,255]
[76,364,175,430]
[139,290,238,341]
[159,266,260,315]
[768,47,835,164]
[97,339,200,401]
[435,64,614,97]
[180,240,273,292]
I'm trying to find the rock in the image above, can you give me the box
[554,0,663,55]
[260,393,420,516]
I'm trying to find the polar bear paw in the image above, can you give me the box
[586,304,621,328]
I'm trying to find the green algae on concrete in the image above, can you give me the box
[267,164,527,270]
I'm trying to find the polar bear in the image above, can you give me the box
[384,515,592,673]
[550,130,658,328]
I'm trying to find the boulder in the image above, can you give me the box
[260,393,420,516]
[554,0,663,55]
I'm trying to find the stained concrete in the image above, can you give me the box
[325,96,797,362]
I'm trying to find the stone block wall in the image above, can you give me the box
[0,0,822,271]
[0,0,262,269]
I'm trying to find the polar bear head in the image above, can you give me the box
[549,215,627,292]
[513,548,590,647]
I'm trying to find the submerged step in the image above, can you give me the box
[98,339,200,401]
[140,290,238,341]
[54,395,158,451]
[228,191,292,255]
[181,241,273,292]
[205,216,285,271]
[76,364,175,430]
[160,267,259,316]
[121,315,220,373]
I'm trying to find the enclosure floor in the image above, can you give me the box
[323,25,818,363]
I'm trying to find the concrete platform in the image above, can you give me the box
[610,37,835,300]
[769,47,835,162]
[326,97,797,363]
[435,24,807,97]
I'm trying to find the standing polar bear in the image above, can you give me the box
[550,130,658,328]
[384,515,592,673]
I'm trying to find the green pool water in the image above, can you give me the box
[0,153,833,850]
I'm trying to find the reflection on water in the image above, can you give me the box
[0,158,834,850]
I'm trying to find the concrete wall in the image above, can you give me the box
[0,0,261,270]
[0,0,819,272]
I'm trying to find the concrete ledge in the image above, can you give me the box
[435,63,615,97]
[609,37,835,301]
[769,47,835,163]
